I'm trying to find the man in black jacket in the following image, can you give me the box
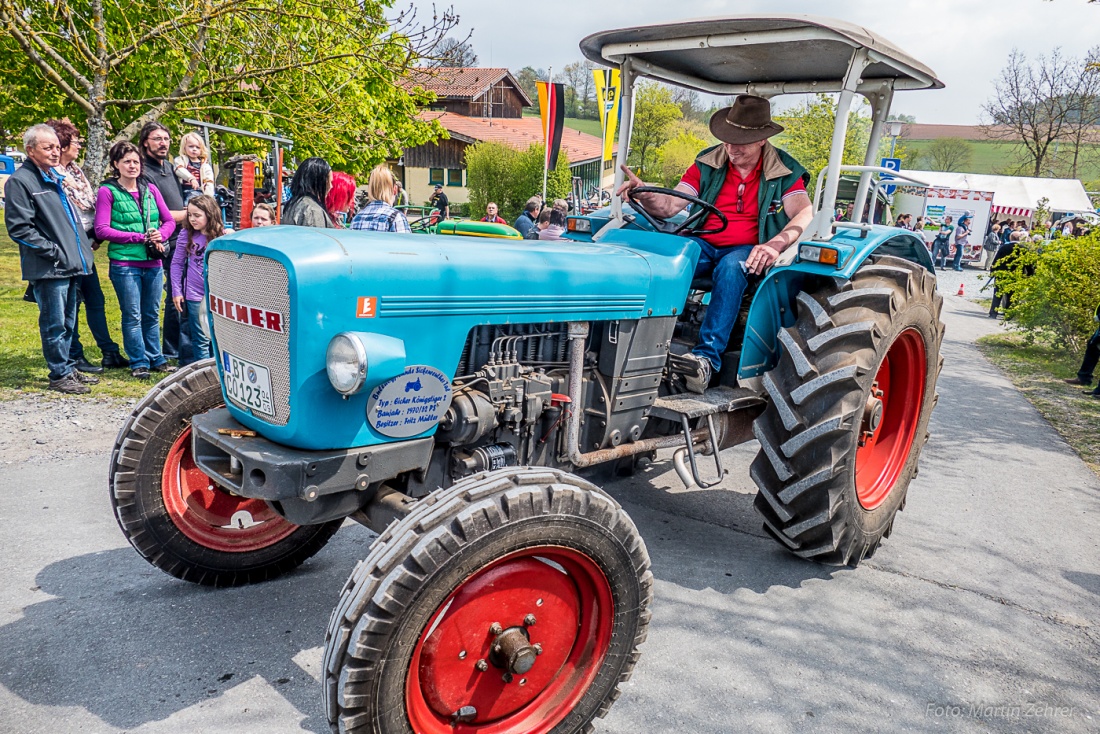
[4,124,97,393]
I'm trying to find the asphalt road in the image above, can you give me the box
[2,296,1098,733]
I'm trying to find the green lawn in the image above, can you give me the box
[905,139,1100,184]
[0,211,163,399]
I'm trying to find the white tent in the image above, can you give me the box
[902,170,1093,218]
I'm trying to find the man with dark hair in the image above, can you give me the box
[513,196,541,238]
[138,121,191,364]
[5,124,97,393]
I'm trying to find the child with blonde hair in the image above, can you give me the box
[173,132,215,202]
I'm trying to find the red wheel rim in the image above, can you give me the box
[406,547,615,734]
[854,328,927,510]
[161,427,298,551]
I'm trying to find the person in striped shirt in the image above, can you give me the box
[350,165,411,234]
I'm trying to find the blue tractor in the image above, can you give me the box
[110,15,945,733]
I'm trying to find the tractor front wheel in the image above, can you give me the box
[751,255,943,565]
[109,359,342,586]
[323,467,651,734]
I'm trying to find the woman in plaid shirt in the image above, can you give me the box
[350,165,411,233]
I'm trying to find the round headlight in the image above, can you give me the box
[326,333,368,395]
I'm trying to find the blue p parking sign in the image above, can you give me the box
[881,157,901,195]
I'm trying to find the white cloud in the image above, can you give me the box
[421,0,1100,124]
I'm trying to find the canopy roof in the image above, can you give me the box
[903,170,1093,215]
[580,15,943,96]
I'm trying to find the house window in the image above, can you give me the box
[447,168,463,187]
[429,168,444,185]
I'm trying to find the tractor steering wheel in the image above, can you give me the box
[626,186,728,236]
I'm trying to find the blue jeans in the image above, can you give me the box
[952,241,965,270]
[31,277,79,381]
[692,241,754,372]
[109,264,166,370]
[182,300,211,364]
[71,263,121,361]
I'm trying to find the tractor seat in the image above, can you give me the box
[690,276,714,292]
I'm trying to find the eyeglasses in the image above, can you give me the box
[735,182,747,214]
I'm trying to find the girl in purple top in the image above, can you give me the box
[95,141,178,378]
[171,195,224,364]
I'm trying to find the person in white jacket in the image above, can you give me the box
[173,132,215,202]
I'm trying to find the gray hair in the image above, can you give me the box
[24,124,58,150]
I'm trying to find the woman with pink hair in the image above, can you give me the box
[326,171,358,227]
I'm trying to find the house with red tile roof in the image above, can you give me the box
[395,68,614,209]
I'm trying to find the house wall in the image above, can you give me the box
[426,81,527,119]
[406,166,469,208]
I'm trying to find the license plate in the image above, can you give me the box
[222,351,275,417]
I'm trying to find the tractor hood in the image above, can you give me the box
[204,226,697,449]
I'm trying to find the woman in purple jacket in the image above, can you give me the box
[94,141,178,379]
[171,195,224,364]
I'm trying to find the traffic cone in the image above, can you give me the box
[957,283,965,297]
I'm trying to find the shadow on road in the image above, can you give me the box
[0,530,376,732]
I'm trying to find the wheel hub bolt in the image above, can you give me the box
[488,622,503,636]
[524,614,537,626]
[533,643,543,656]
[475,659,488,672]
[502,672,514,684]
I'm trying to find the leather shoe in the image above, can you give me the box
[74,370,100,385]
[101,352,128,369]
[1065,377,1090,386]
[74,358,104,374]
[151,362,178,374]
[131,368,150,379]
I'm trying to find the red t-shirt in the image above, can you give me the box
[679,157,806,247]
[481,215,507,224]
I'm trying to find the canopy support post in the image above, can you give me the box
[853,83,893,225]
[610,57,635,223]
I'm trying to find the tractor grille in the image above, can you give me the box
[207,251,291,426]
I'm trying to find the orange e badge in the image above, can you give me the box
[357,296,378,318]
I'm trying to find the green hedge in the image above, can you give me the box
[464,141,571,223]
[997,231,1100,352]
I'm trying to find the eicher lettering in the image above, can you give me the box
[209,294,284,333]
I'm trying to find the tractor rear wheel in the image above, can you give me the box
[109,359,342,586]
[323,467,651,734]
[751,255,943,565]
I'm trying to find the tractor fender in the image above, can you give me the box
[738,225,934,384]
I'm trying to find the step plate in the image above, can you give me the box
[650,386,762,420]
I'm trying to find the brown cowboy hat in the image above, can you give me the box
[709,94,784,145]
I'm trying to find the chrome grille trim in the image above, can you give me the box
[207,251,291,425]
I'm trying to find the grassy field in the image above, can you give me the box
[0,212,161,399]
[905,139,1100,184]
[977,331,1100,476]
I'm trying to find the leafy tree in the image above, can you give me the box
[557,61,596,119]
[628,82,682,177]
[654,120,709,187]
[0,0,456,182]
[774,94,870,197]
[430,38,478,68]
[465,141,570,222]
[923,138,973,172]
[514,66,547,107]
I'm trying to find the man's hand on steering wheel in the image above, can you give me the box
[616,165,727,236]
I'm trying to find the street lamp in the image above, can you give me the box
[886,120,904,158]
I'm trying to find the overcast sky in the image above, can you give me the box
[420,0,1100,125]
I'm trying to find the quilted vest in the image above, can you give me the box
[105,180,160,262]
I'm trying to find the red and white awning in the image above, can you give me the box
[992,204,1033,217]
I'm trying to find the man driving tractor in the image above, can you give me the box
[618,94,813,393]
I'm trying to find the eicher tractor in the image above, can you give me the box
[110,15,945,733]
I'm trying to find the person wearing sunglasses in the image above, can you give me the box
[617,95,812,393]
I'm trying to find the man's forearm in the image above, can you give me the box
[767,206,814,252]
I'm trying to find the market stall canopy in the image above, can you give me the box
[903,170,1093,217]
[580,15,943,96]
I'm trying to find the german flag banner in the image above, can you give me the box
[537,81,566,170]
